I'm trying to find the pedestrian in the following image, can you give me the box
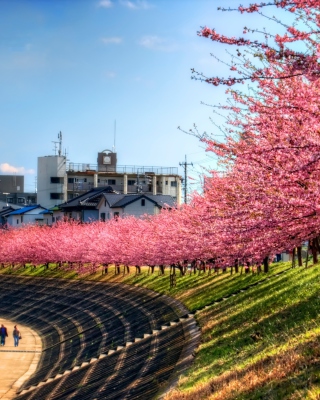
[13,325,21,347]
[0,324,8,346]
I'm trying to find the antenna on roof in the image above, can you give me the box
[58,131,62,156]
[112,120,116,153]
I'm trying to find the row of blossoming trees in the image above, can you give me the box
[2,0,320,274]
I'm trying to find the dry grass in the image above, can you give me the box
[166,337,320,400]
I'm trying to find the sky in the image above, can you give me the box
[0,0,289,193]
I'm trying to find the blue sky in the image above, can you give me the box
[0,0,288,193]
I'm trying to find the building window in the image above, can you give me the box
[17,219,19,224]
[83,178,87,183]
[50,193,64,200]
[141,199,145,206]
[165,181,168,185]
[100,212,106,222]
[21,215,23,223]
[17,198,25,204]
[98,179,100,183]
[128,180,136,185]
[68,178,74,184]
[50,177,64,184]
[7,197,13,203]
[108,179,116,185]
[170,181,177,187]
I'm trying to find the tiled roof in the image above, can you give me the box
[103,193,126,207]
[60,187,116,209]
[8,205,42,215]
[108,194,176,208]
[0,206,20,217]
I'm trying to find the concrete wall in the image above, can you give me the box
[0,175,24,193]
[7,210,44,228]
[123,198,158,218]
[37,156,67,209]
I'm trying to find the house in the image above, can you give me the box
[98,193,176,220]
[41,205,65,226]
[6,205,52,228]
[58,187,117,222]
[0,205,21,227]
[58,187,176,222]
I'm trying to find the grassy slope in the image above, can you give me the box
[2,261,320,399]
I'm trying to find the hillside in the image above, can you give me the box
[2,262,320,399]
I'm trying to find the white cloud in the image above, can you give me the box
[97,0,113,8]
[101,37,123,45]
[0,163,35,175]
[120,0,152,10]
[138,36,177,52]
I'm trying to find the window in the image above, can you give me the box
[170,181,177,187]
[128,180,136,185]
[7,197,13,203]
[18,198,25,204]
[98,179,100,183]
[100,212,106,222]
[68,178,74,184]
[50,193,64,200]
[16,219,19,224]
[108,179,116,185]
[141,199,145,206]
[50,177,64,184]
[21,215,23,223]
[165,181,168,185]
[83,178,87,183]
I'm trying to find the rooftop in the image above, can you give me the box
[66,163,179,175]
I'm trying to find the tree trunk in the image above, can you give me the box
[292,248,296,268]
[297,246,303,267]
[234,259,239,273]
[263,257,269,273]
[311,239,318,264]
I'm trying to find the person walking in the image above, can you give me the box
[0,324,8,346]
[13,325,21,347]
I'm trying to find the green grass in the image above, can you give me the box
[1,261,319,399]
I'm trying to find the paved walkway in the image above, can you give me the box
[0,319,42,400]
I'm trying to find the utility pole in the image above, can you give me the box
[179,155,193,204]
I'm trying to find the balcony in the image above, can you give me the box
[66,163,178,175]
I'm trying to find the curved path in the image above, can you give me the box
[0,319,41,400]
[0,276,199,399]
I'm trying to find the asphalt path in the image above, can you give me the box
[0,319,41,399]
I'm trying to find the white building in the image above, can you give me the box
[37,155,67,209]
[6,205,52,228]
[37,150,182,209]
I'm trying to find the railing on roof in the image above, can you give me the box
[66,163,179,175]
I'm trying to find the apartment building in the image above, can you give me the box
[37,150,182,209]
